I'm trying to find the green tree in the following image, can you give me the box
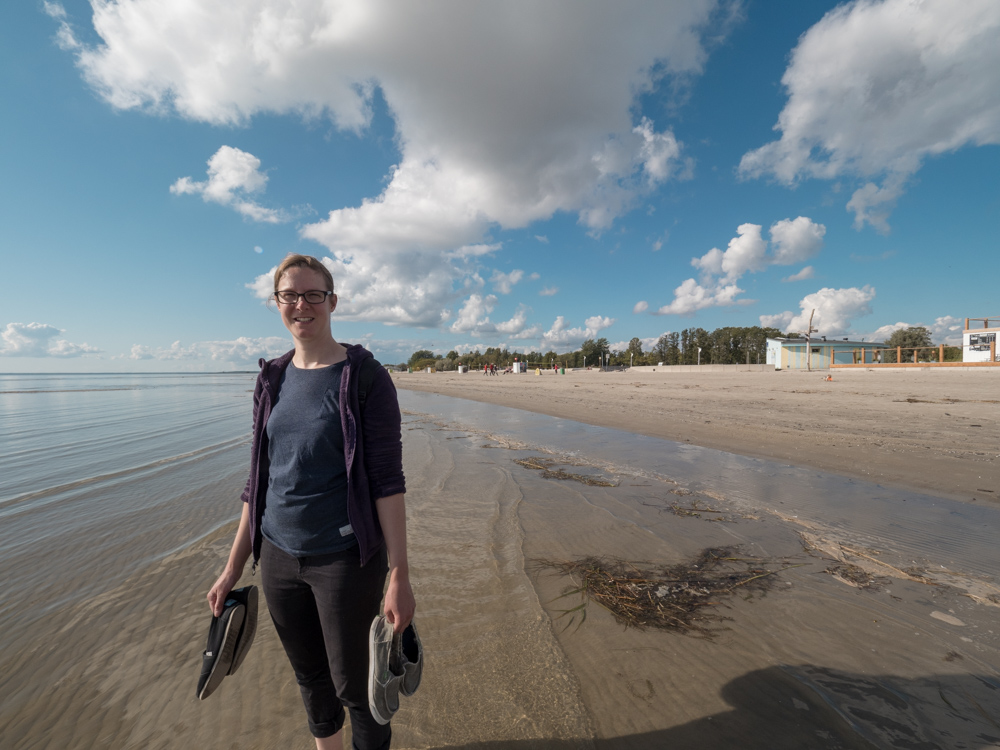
[626,337,643,359]
[666,332,680,365]
[652,334,671,364]
[408,350,434,368]
[884,326,933,362]
[412,357,438,371]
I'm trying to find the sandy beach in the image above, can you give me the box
[4,370,1000,749]
[393,367,1000,504]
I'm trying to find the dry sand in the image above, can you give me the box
[393,367,1000,504]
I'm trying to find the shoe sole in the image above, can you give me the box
[228,586,258,675]
[368,616,397,725]
[198,604,244,701]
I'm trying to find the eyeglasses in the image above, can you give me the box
[274,290,333,305]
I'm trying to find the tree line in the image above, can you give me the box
[403,324,957,370]
[405,325,787,371]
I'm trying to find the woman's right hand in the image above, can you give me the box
[207,568,240,617]
[208,503,254,616]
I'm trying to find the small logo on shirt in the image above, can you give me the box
[340,524,354,537]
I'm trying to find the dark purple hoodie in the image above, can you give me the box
[240,344,406,567]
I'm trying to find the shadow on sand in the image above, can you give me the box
[435,665,1000,750]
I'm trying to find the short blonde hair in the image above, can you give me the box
[273,254,334,292]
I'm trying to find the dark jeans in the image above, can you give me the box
[261,537,390,750]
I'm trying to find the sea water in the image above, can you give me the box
[0,373,255,648]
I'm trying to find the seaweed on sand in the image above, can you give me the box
[532,547,799,638]
[514,457,617,487]
[825,563,887,590]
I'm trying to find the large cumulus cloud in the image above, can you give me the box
[50,0,727,329]
[740,0,1000,232]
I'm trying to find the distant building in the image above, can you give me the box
[766,337,880,370]
[963,317,999,363]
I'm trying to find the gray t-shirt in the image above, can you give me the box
[262,361,355,556]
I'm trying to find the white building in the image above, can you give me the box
[963,317,999,363]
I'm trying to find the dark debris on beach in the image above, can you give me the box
[514,456,617,487]
[532,547,799,638]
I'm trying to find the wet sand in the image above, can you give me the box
[5,376,1000,749]
[393,367,1000,504]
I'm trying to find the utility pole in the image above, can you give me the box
[804,309,818,371]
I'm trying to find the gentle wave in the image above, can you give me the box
[0,434,250,514]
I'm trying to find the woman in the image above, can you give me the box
[208,253,414,750]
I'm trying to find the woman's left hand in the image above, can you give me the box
[383,569,416,632]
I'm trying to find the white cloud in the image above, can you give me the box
[171,146,287,223]
[633,117,690,185]
[497,308,538,338]
[845,175,906,235]
[450,294,498,334]
[539,286,559,297]
[0,322,101,358]
[491,269,524,295]
[254,245,263,254]
[930,315,965,346]
[127,336,291,364]
[656,278,744,316]
[56,1,727,327]
[782,266,815,282]
[610,335,659,353]
[448,295,533,338]
[539,315,615,352]
[534,235,549,244]
[866,315,963,345]
[692,223,767,283]
[760,286,876,335]
[44,2,81,51]
[769,216,825,264]
[660,217,824,314]
[633,300,649,314]
[739,0,1000,231]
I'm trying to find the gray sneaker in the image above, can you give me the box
[368,615,404,725]
[394,622,423,697]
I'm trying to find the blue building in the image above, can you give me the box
[766,337,880,370]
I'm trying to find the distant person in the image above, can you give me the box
[207,253,414,750]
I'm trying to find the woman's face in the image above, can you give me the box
[275,266,337,343]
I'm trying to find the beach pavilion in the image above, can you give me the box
[766,337,880,370]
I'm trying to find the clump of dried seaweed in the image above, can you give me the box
[532,547,797,637]
[639,497,735,522]
[825,563,886,590]
[514,457,617,487]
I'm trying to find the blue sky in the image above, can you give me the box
[1,0,997,372]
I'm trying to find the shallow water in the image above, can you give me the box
[0,373,254,650]
[398,389,1000,580]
